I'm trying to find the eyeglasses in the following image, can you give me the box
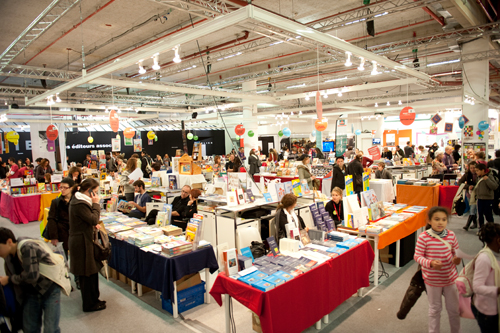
[181,190,190,194]
[60,186,70,190]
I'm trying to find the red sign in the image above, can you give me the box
[368,146,381,160]
[315,91,323,120]
[235,124,245,136]
[109,110,119,132]
[400,106,415,126]
[46,125,59,141]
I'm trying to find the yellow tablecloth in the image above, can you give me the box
[38,192,60,221]
[40,207,50,240]
[378,208,428,249]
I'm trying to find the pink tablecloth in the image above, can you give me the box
[0,192,41,224]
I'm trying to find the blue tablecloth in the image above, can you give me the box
[108,237,218,302]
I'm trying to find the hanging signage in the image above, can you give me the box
[400,106,415,126]
[315,91,323,120]
[109,110,119,132]
[46,125,59,141]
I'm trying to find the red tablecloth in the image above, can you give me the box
[254,175,323,189]
[0,192,41,224]
[210,241,374,333]
[438,185,459,211]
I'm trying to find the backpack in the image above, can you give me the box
[17,239,72,296]
[452,184,466,216]
[456,246,500,297]
[94,228,112,261]
[145,157,152,174]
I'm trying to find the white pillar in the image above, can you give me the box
[462,38,490,157]
[242,81,258,164]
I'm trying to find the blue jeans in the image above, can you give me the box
[477,199,494,228]
[471,302,499,333]
[23,285,61,333]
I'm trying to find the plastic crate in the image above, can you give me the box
[162,281,205,314]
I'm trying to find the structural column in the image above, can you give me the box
[241,81,259,165]
[462,38,490,157]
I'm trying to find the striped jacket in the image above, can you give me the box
[414,230,459,287]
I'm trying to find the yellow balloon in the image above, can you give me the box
[147,131,155,140]
[6,131,19,145]
[88,136,94,143]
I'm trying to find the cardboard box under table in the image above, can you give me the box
[210,241,374,333]
[107,237,218,318]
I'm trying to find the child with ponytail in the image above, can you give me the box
[472,222,500,332]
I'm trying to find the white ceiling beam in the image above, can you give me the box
[277,78,419,101]
[31,102,189,113]
[248,6,434,83]
[25,7,252,106]
[90,78,277,102]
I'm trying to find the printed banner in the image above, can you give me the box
[345,175,353,195]
[363,172,370,192]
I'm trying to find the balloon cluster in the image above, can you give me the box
[476,130,485,139]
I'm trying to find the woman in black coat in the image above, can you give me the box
[347,154,364,194]
[248,149,261,176]
[331,156,346,192]
[69,178,106,312]
[276,194,306,243]
[47,178,75,255]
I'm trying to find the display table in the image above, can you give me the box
[108,237,218,318]
[0,192,41,224]
[396,185,439,208]
[370,179,395,203]
[254,174,324,192]
[340,208,428,286]
[210,241,374,333]
[38,192,60,221]
[179,174,207,188]
[438,185,459,211]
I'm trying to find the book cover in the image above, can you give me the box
[276,183,286,202]
[245,189,255,203]
[223,248,239,276]
[345,175,354,195]
[284,181,293,194]
[291,179,302,197]
[363,172,370,191]
[227,191,238,206]
[151,177,161,187]
[300,180,310,194]
[23,178,30,186]
[266,236,280,256]
[240,247,254,262]
[168,175,178,190]
[251,280,275,292]
[238,255,252,271]
[317,201,326,213]
[37,183,46,193]
[236,188,246,204]
[263,193,273,203]
[267,183,279,202]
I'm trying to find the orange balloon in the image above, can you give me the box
[315,118,328,132]
[109,110,119,132]
[123,127,136,139]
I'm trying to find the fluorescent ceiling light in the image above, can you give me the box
[287,83,305,89]
[374,12,388,18]
[325,77,347,83]
[270,41,284,46]
[427,59,459,67]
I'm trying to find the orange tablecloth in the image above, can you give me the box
[38,192,60,221]
[377,208,429,249]
[396,185,439,208]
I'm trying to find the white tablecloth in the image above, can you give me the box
[370,179,395,202]
[179,174,207,188]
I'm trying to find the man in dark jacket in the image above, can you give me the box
[381,147,392,160]
[404,141,414,158]
[106,153,117,173]
[171,185,191,219]
[487,150,500,171]
[0,228,61,332]
[474,163,499,229]
[375,162,393,179]
[395,146,405,160]
[141,151,150,178]
[331,156,346,192]
[347,154,364,194]
[428,143,439,160]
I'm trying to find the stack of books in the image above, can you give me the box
[161,240,193,257]
[140,227,164,238]
[326,231,350,242]
[134,234,154,247]
[404,206,427,213]
[161,225,183,236]
[358,225,384,234]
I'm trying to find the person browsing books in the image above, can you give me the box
[170,185,192,231]
[47,178,75,257]
[325,187,344,226]
[375,162,392,179]
[7,157,21,179]
[276,194,307,243]
[127,180,152,219]
[225,154,235,172]
[330,156,346,192]
[297,154,316,190]
[120,158,138,201]
[0,227,63,332]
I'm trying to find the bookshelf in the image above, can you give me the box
[192,142,202,161]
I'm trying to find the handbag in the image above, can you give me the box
[94,227,112,261]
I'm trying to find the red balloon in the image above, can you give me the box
[109,110,119,132]
[124,127,136,139]
[235,124,245,136]
[46,125,58,141]
[400,106,415,126]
